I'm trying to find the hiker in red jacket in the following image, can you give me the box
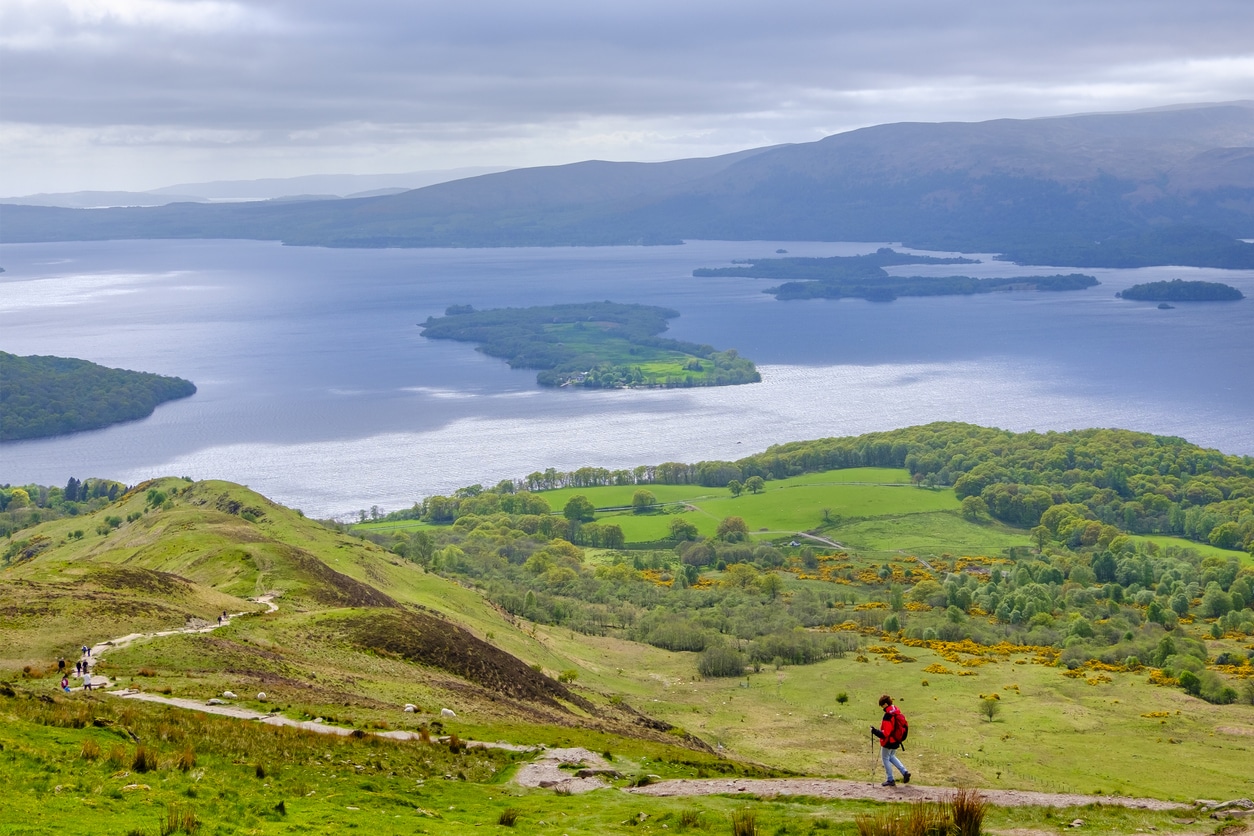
[871,694,911,787]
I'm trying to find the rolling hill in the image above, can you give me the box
[0,478,688,745]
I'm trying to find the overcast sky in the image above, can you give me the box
[2,0,1252,195]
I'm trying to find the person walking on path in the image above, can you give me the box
[58,657,66,674]
[871,694,910,787]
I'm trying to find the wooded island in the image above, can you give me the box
[694,249,1099,301]
[1117,279,1245,302]
[420,301,760,388]
[0,352,196,441]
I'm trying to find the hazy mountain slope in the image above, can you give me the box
[2,103,1251,260]
[614,103,1254,249]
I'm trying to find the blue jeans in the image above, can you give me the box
[881,746,907,781]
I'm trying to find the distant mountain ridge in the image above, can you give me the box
[3,103,1253,266]
[0,167,511,208]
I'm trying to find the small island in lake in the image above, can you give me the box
[420,302,760,389]
[1117,279,1244,302]
[0,352,196,441]
[693,248,1097,302]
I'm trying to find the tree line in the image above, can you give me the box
[0,351,195,441]
[381,424,1254,554]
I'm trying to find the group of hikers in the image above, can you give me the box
[55,612,231,694]
[57,645,96,693]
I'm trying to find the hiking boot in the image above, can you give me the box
[902,771,911,784]
[881,780,896,787]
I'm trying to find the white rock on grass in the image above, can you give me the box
[207,698,224,706]
[403,704,416,713]
[440,708,456,718]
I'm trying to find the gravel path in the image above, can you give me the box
[626,777,1190,810]
[72,599,1211,814]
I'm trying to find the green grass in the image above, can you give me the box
[0,684,1219,836]
[698,484,960,533]
[831,512,1029,559]
[1130,534,1253,565]
[7,472,1253,834]
[526,619,1254,801]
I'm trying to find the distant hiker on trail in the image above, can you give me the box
[83,671,92,691]
[82,644,90,658]
[58,657,66,673]
[871,694,911,787]
[75,660,82,675]
[217,615,222,626]
[61,676,70,693]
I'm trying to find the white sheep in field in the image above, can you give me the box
[440,708,456,718]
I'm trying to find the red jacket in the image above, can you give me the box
[875,705,903,749]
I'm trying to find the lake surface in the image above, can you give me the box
[2,239,1252,518]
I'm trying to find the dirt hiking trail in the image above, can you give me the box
[75,602,1217,813]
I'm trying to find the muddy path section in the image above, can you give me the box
[627,778,1191,810]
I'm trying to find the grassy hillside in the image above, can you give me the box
[3,471,1253,834]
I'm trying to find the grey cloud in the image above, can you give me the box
[2,0,1252,191]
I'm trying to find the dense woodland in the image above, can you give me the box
[341,425,1254,703]
[764,273,1098,302]
[354,425,1253,705]
[1117,279,1245,302]
[420,301,759,387]
[385,425,1254,555]
[0,352,196,441]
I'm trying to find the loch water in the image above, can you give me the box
[1,238,1252,518]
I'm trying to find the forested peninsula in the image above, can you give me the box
[420,301,760,388]
[694,249,1098,302]
[0,352,196,441]
[1117,279,1245,302]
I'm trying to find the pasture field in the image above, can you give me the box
[528,619,1254,802]
[695,484,960,532]
[829,513,1029,560]
[353,468,954,544]
[1130,534,1254,565]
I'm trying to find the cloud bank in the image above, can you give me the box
[2,0,1252,193]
